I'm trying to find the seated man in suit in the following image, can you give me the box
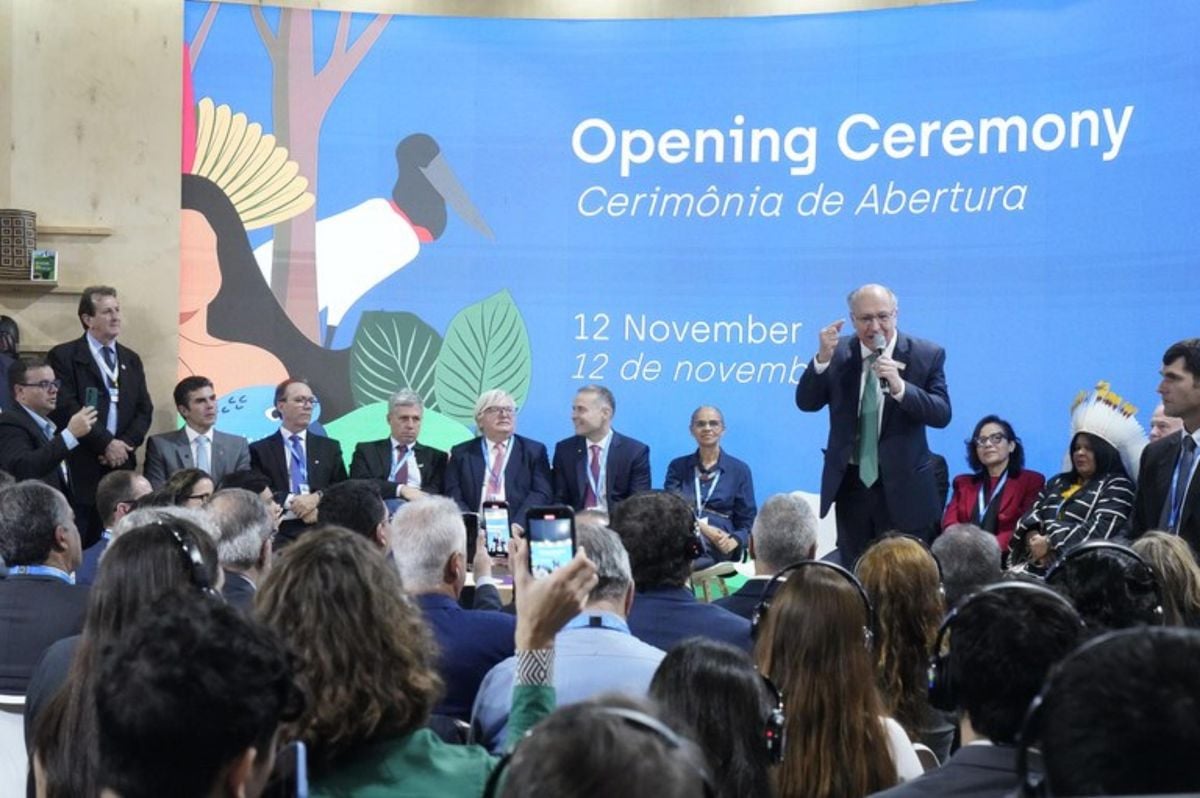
[249,378,348,543]
[76,469,152,585]
[444,389,552,532]
[0,481,88,695]
[553,385,651,514]
[391,496,516,722]
[144,376,251,488]
[349,388,448,505]
[610,491,752,652]
[204,488,275,613]
[0,357,96,495]
[715,492,818,620]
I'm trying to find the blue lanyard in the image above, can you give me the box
[693,467,722,517]
[1167,437,1200,531]
[585,442,607,504]
[976,472,1009,521]
[481,437,514,493]
[10,565,75,584]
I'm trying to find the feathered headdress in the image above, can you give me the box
[1068,381,1148,479]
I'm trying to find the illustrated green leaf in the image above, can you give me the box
[349,311,443,409]
[434,290,532,426]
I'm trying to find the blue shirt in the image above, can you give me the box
[470,611,665,752]
[664,449,757,561]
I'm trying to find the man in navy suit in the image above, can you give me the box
[552,385,651,515]
[796,284,951,565]
[444,389,552,531]
[715,492,818,620]
[349,388,448,501]
[249,378,347,542]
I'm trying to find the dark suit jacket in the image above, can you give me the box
[249,428,348,503]
[0,405,72,495]
[0,575,89,694]
[627,586,752,652]
[552,430,651,511]
[795,332,951,531]
[869,743,1038,798]
[76,535,110,586]
[221,569,257,613]
[444,435,553,528]
[713,577,775,621]
[47,335,153,507]
[143,427,251,488]
[664,449,756,560]
[349,439,448,498]
[416,592,516,721]
[1131,431,1200,552]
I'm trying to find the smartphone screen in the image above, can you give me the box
[84,386,100,408]
[462,512,479,564]
[526,506,576,579]
[482,501,510,557]
[263,740,308,798]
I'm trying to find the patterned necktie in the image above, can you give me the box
[584,444,601,508]
[391,444,410,484]
[1170,436,1197,533]
[487,441,506,499]
[288,434,308,493]
[195,435,211,474]
[857,353,881,488]
[101,346,118,435]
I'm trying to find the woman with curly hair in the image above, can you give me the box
[855,535,952,762]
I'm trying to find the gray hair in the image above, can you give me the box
[0,481,72,566]
[390,496,466,592]
[578,384,615,415]
[113,506,220,543]
[846,283,899,311]
[932,523,1002,607]
[473,389,515,425]
[388,388,424,413]
[751,492,818,572]
[576,521,632,605]
[689,405,724,426]
[204,488,274,570]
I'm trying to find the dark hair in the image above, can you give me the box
[94,593,301,798]
[273,378,310,405]
[1046,546,1162,632]
[578,383,616,414]
[218,469,272,495]
[0,470,13,489]
[931,524,1001,608]
[964,414,1026,477]
[1040,627,1200,796]
[0,480,70,566]
[1163,338,1200,382]
[78,285,117,329]
[155,468,213,507]
[8,355,51,396]
[0,314,19,355]
[255,527,441,772]
[948,586,1083,743]
[173,375,214,410]
[1068,432,1125,481]
[649,639,775,798]
[95,471,146,527]
[610,491,696,589]
[316,480,386,542]
[499,695,710,798]
[34,518,221,797]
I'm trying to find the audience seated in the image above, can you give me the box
[316,478,390,549]
[216,469,283,526]
[871,581,1085,798]
[391,496,516,722]
[0,482,87,696]
[204,488,275,612]
[610,491,752,651]
[1028,627,1200,796]
[1044,540,1164,632]
[76,469,152,585]
[1132,531,1200,627]
[715,491,817,620]
[649,638,777,798]
[0,314,18,412]
[931,523,1001,608]
[472,521,665,752]
[140,467,214,509]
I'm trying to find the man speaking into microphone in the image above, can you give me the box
[796,284,951,564]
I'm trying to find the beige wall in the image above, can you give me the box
[0,0,947,438]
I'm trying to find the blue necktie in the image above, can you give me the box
[196,435,211,474]
[288,434,308,493]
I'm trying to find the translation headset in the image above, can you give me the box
[481,706,717,798]
[159,523,221,600]
[750,560,876,648]
[1043,540,1165,623]
[853,532,946,599]
[759,672,786,765]
[926,580,1084,712]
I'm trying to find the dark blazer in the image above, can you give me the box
[627,586,752,653]
[664,449,756,560]
[143,427,251,488]
[416,592,516,721]
[0,405,72,495]
[76,535,110,586]
[349,439,448,498]
[221,569,257,613]
[869,744,1038,798]
[713,577,775,621]
[47,335,153,507]
[552,430,651,511]
[249,428,348,503]
[444,434,553,527]
[0,575,89,694]
[1131,431,1200,552]
[795,332,951,531]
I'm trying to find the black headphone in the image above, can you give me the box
[160,523,221,600]
[927,581,1084,712]
[482,706,716,798]
[1044,540,1164,623]
[854,532,946,598]
[760,672,786,765]
[750,560,875,647]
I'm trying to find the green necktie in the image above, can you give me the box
[858,354,880,487]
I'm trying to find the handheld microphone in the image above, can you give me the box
[871,333,891,395]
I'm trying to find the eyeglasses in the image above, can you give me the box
[973,433,1009,447]
[186,492,213,504]
[19,380,62,391]
[288,396,318,406]
[484,406,517,417]
[853,311,896,326]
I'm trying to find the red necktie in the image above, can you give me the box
[584,444,601,508]
[391,444,409,485]
[487,441,506,499]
